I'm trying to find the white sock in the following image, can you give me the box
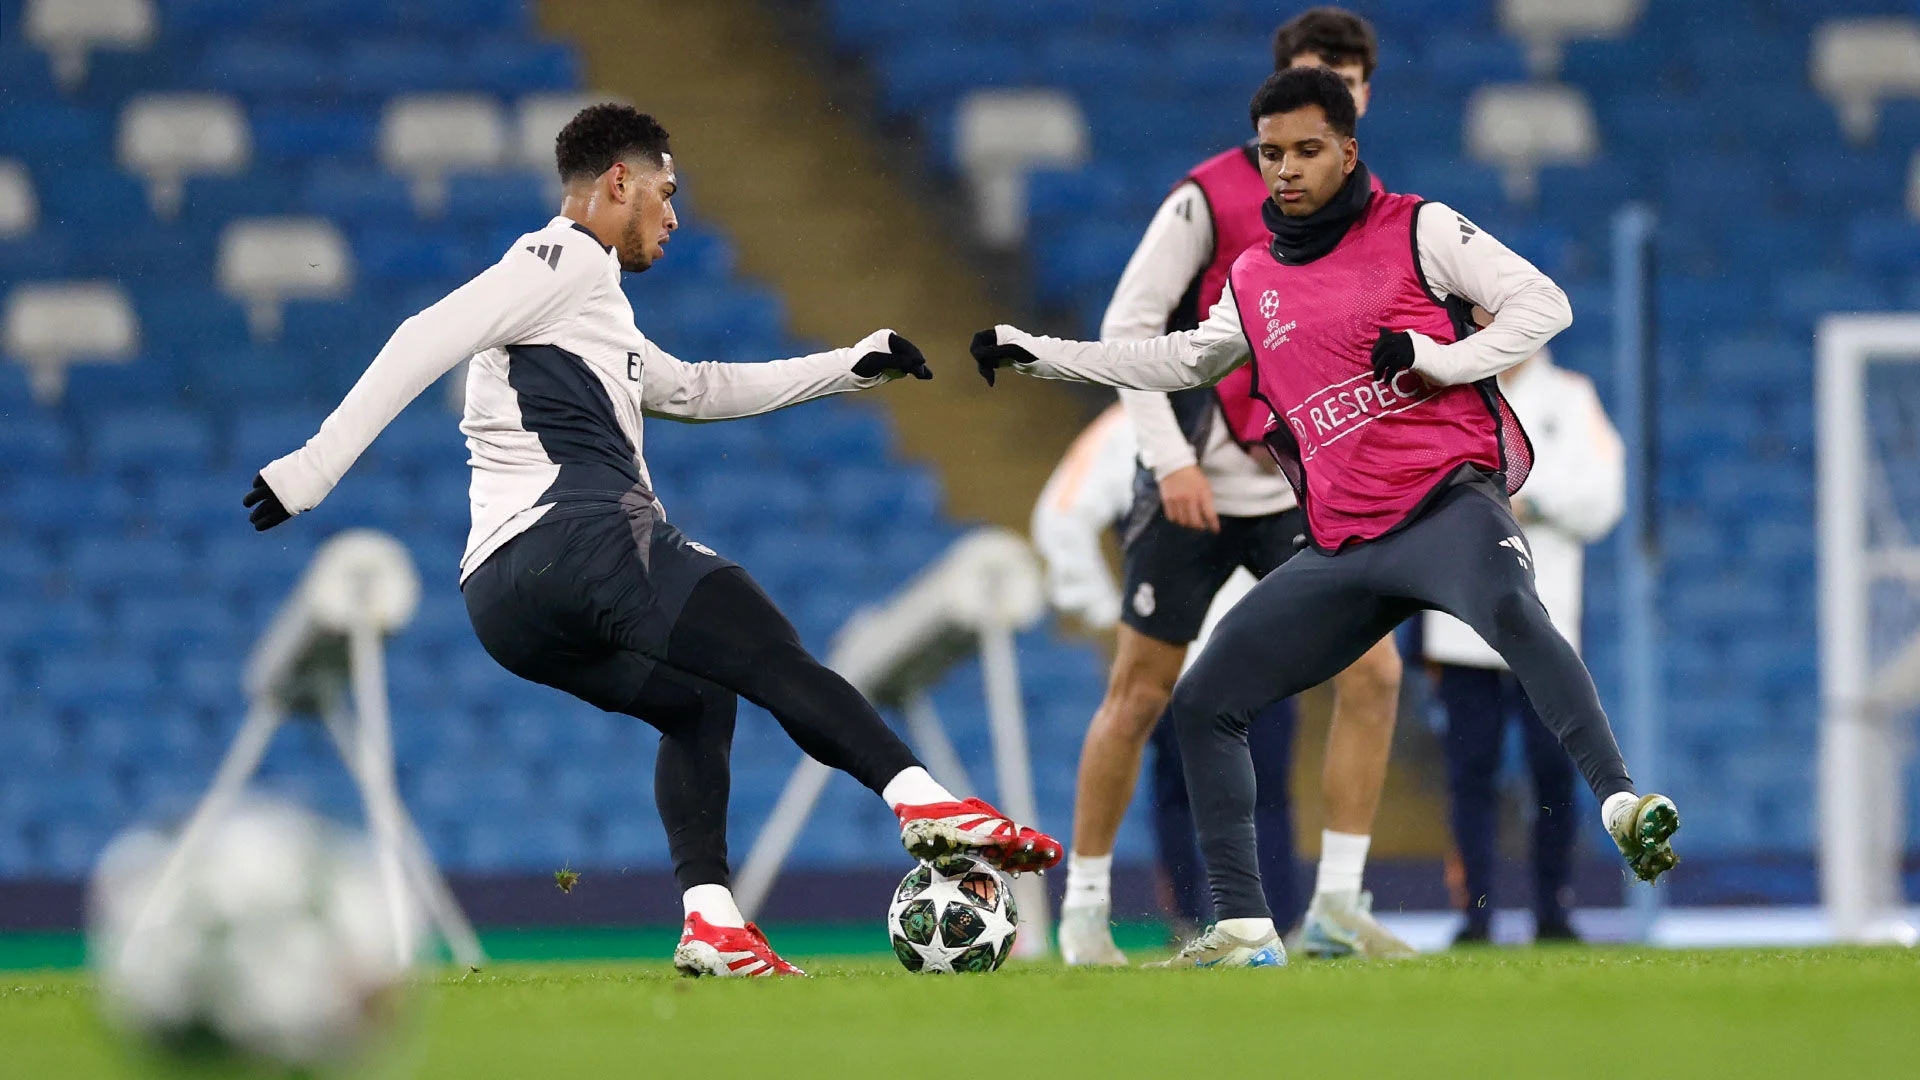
[1063,852,1112,909]
[1314,830,1371,899]
[683,883,745,928]
[1217,916,1276,941]
[882,766,957,808]
[1602,791,1639,832]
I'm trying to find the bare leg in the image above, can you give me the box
[1070,625,1188,858]
[1320,637,1404,836]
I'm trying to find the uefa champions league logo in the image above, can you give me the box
[1259,289,1281,319]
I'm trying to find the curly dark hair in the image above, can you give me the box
[1272,7,1378,80]
[1249,65,1358,137]
[554,103,672,183]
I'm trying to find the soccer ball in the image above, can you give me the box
[87,795,420,1069]
[887,854,1019,973]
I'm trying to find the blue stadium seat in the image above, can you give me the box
[411,761,530,817]
[874,37,1035,117]
[1846,214,1920,274]
[79,710,213,767]
[300,166,416,224]
[1031,220,1139,306]
[3,473,139,534]
[0,413,69,473]
[462,37,579,94]
[251,103,380,163]
[0,42,58,104]
[229,404,330,468]
[65,534,195,596]
[460,815,587,871]
[118,595,244,652]
[352,226,483,282]
[597,817,670,866]
[823,0,966,53]
[0,103,115,163]
[1034,34,1155,95]
[91,408,218,474]
[197,38,334,99]
[35,167,158,233]
[444,171,552,227]
[35,651,163,712]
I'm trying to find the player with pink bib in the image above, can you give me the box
[973,67,1680,969]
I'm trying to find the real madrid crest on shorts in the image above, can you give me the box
[1132,582,1156,618]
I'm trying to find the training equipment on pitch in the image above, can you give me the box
[88,796,418,1069]
[737,529,1055,956]
[887,854,1020,973]
[124,530,485,974]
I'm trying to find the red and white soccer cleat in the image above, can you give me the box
[672,914,807,978]
[893,797,1063,874]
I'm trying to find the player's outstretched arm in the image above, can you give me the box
[638,329,929,422]
[245,239,596,531]
[971,286,1250,391]
[1396,201,1573,387]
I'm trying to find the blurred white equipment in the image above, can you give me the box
[734,528,1054,955]
[216,217,354,340]
[0,160,37,239]
[1812,18,1920,144]
[24,0,156,89]
[118,93,253,220]
[1465,83,1598,203]
[1,280,139,402]
[90,796,418,1069]
[1816,314,1920,947]
[381,94,510,215]
[119,530,485,975]
[1498,0,1644,76]
[954,89,1089,247]
[516,92,604,171]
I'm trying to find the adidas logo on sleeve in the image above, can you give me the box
[524,243,564,270]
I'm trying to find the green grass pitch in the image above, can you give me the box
[3,940,1916,1078]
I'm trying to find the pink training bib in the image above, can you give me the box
[1227,191,1531,550]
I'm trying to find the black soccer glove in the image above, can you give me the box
[852,332,933,380]
[1369,327,1416,383]
[243,472,291,532]
[969,328,1035,387]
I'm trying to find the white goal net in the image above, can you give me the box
[1817,315,1920,945]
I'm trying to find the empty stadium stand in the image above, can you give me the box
[0,0,1114,882]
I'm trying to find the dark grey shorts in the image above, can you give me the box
[1118,467,1305,645]
[461,504,736,713]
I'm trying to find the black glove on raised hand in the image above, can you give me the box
[852,332,933,380]
[968,328,1035,387]
[243,472,291,532]
[1369,327,1416,383]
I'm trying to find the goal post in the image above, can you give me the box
[1816,315,1920,946]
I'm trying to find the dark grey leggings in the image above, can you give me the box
[1170,480,1634,920]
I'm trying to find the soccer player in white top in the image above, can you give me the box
[242,104,1061,977]
[1052,8,1409,967]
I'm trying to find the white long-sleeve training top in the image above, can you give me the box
[993,200,1572,400]
[1029,404,1139,628]
[1424,350,1625,666]
[259,216,895,581]
[1102,181,1295,517]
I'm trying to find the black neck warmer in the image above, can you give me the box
[1262,161,1373,266]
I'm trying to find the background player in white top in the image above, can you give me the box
[1421,348,1624,944]
[1054,8,1408,967]
[242,104,1061,978]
